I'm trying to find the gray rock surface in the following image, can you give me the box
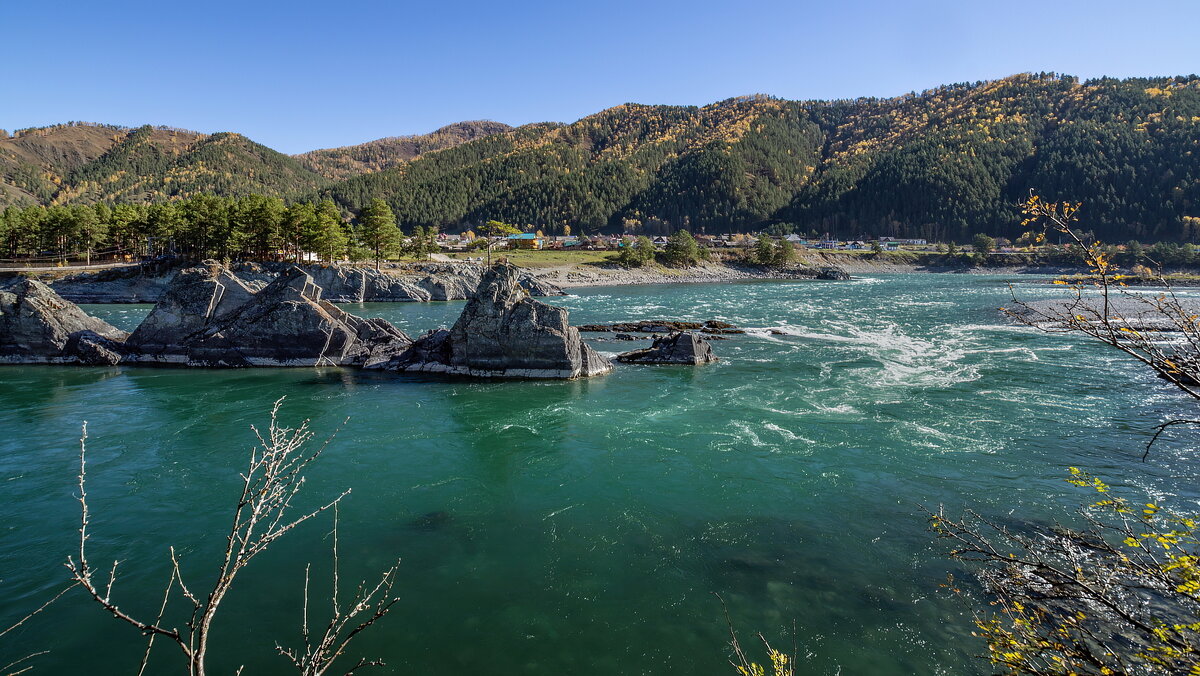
[379,263,611,379]
[37,260,179,303]
[126,265,258,354]
[814,266,851,281]
[66,331,126,366]
[124,265,410,367]
[48,261,562,303]
[0,278,128,364]
[616,332,718,365]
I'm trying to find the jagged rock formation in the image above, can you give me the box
[378,264,611,379]
[0,278,128,364]
[411,265,485,301]
[124,265,410,367]
[41,260,181,303]
[616,332,718,365]
[126,265,258,354]
[230,262,432,303]
[48,261,562,304]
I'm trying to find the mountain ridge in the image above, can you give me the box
[4,72,1199,242]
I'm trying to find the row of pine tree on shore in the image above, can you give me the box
[0,195,438,265]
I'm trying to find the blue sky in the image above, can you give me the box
[2,0,1196,154]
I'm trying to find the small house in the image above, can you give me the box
[507,233,544,250]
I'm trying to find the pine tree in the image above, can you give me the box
[281,202,316,264]
[358,199,401,271]
[753,235,776,265]
[661,229,701,267]
[231,194,285,259]
[310,199,348,263]
[72,204,106,265]
[774,238,796,265]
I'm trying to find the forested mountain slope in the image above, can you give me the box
[320,96,824,234]
[296,120,512,180]
[780,74,1200,242]
[0,123,196,205]
[4,73,1198,241]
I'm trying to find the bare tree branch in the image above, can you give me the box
[57,398,397,676]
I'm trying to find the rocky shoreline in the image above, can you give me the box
[528,261,850,288]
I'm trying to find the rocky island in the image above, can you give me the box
[0,278,129,365]
[374,264,612,378]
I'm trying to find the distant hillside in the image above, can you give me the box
[0,123,327,205]
[60,127,327,203]
[0,123,184,205]
[5,74,1200,242]
[319,74,1200,242]
[296,120,512,180]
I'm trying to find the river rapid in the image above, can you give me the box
[2,274,1198,674]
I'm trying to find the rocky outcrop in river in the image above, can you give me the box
[124,264,411,367]
[616,332,718,365]
[814,266,851,281]
[3,263,601,378]
[45,261,563,304]
[376,263,612,379]
[0,278,128,364]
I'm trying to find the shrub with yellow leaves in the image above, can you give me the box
[1006,191,1200,398]
[932,190,1200,675]
[931,469,1200,675]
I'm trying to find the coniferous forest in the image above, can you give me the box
[2,73,1199,251]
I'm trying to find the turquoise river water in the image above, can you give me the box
[2,274,1199,674]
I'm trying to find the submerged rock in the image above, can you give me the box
[0,278,128,364]
[125,265,410,367]
[378,263,611,379]
[409,511,453,531]
[577,319,742,334]
[616,332,718,365]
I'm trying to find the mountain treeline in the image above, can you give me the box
[3,73,1199,242]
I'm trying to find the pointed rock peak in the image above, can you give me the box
[474,263,525,300]
[381,262,612,379]
[258,266,322,303]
